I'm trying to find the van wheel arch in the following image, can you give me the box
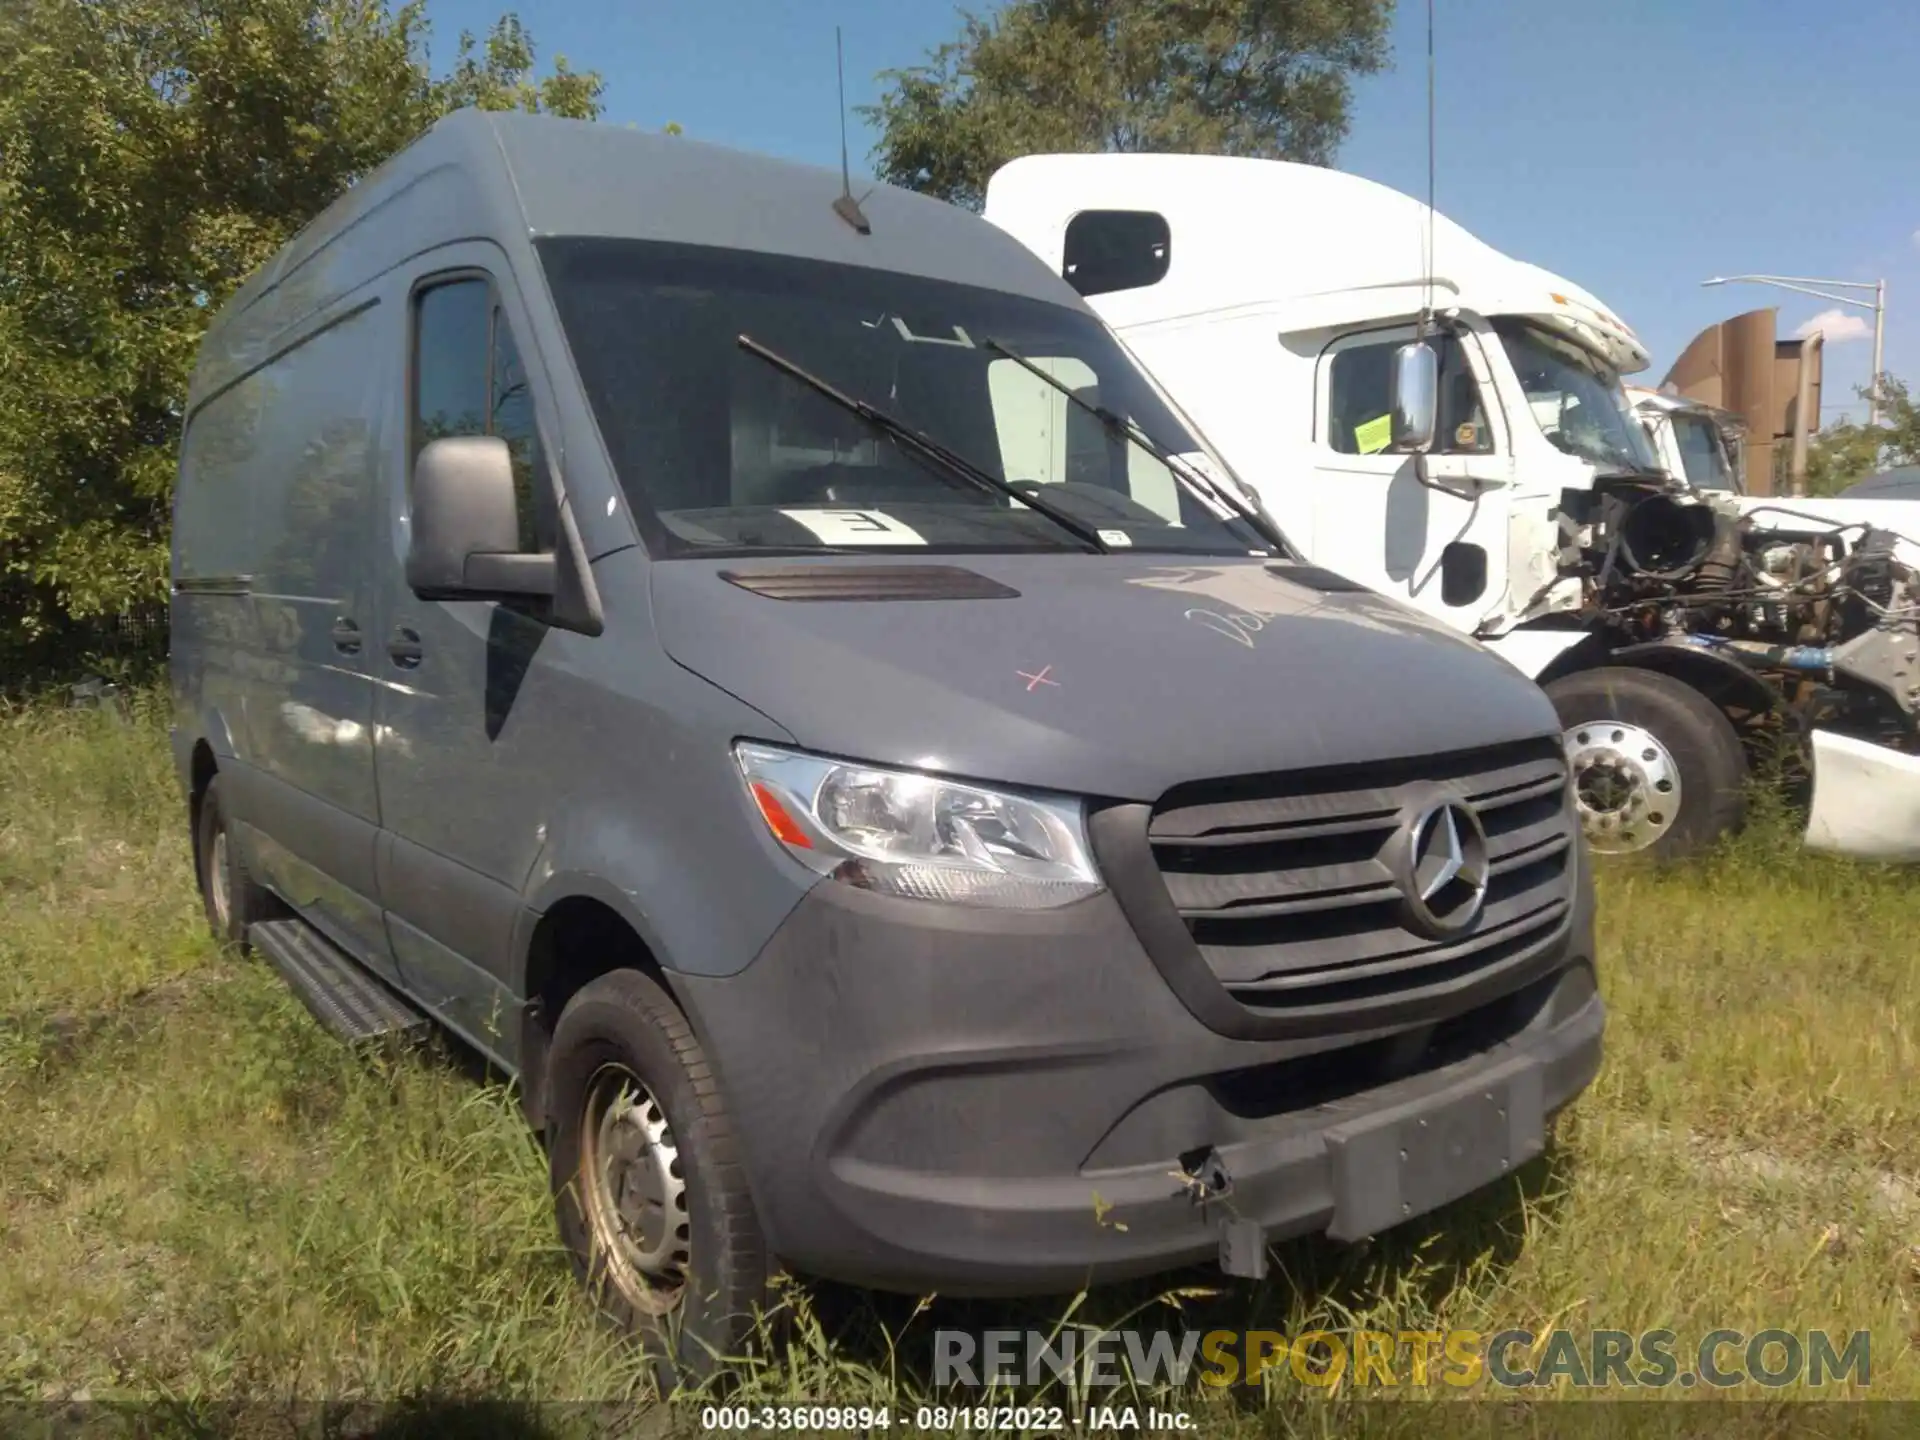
[544,965,771,1386]
[193,770,280,947]
[188,740,219,854]
[519,893,684,1133]
[518,889,783,1358]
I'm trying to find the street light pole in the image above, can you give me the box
[1871,278,1886,428]
[1701,274,1887,427]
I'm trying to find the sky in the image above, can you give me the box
[422,0,1919,421]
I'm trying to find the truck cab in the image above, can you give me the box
[1628,386,1746,494]
[984,153,1658,649]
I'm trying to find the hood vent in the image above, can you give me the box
[719,565,1021,602]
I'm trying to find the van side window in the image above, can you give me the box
[1062,211,1171,298]
[412,277,555,550]
[1326,332,1492,456]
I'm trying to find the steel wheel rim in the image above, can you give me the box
[1563,719,1682,854]
[578,1063,690,1316]
[208,830,232,930]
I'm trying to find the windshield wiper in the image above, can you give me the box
[982,338,1289,550]
[1594,465,1676,485]
[735,334,1109,554]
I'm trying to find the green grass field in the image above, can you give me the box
[2,699,1915,1434]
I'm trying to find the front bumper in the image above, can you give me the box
[675,872,1601,1297]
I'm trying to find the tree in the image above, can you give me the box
[1804,375,1920,496]
[862,0,1395,209]
[0,0,602,673]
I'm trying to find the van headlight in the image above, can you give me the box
[733,742,1103,909]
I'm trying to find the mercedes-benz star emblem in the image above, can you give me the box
[1398,799,1490,938]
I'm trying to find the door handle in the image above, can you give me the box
[330,617,362,655]
[387,627,423,669]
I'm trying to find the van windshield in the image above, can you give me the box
[536,237,1270,557]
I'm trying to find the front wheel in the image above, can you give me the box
[1544,667,1748,860]
[546,968,770,1391]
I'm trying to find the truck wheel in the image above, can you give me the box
[194,774,275,950]
[546,968,769,1391]
[1544,667,1747,860]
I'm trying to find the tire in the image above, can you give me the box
[546,968,769,1391]
[194,774,275,950]
[1545,666,1748,861]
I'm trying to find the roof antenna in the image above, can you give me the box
[831,27,872,234]
[1418,0,1435,340]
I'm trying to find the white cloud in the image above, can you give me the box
[1912,227,1920,250]
[1795,308,1872,343]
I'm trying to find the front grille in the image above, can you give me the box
[1208,966,1565,1120]
[1148,739,1573,1014]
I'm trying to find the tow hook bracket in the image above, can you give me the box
[1178,1149,1267,1280]
[1180,1147,1234,1204]
[1218,1217,1267,1280]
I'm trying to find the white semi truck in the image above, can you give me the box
[1628,386,1745,494]
[985,153,1920,862]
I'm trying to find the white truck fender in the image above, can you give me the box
[1803,729,1920,863]
[1478,629,1592,680]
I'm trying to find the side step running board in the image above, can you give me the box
[251,917,431,1045]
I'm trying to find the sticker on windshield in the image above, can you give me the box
[1097,529,1133,548]
[779,509,927,546]
[1353,413,1393,455]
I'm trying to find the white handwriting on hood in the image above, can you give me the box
[1186,607,1264,648]
[1130,564,1469,650]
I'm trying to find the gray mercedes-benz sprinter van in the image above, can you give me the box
[170,110,1602,1373]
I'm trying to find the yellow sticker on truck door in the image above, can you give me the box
[1353,414,1393,455]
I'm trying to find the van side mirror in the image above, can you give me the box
[1389,340,1439,454]
[406,436,557,601]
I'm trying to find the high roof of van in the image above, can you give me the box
[983,152,1649,374]
[194,110,1083,403]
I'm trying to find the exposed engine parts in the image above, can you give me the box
[1566,481,1920,750]
[1614,493,1721,580]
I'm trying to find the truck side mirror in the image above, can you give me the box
[1389,340,1439,454]
[406,436,557,601]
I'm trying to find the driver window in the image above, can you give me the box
[412,277,555,552]
[1325,332,1492,456]
[986,356,1180,522]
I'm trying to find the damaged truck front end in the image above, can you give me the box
[1549,474,1920,860]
